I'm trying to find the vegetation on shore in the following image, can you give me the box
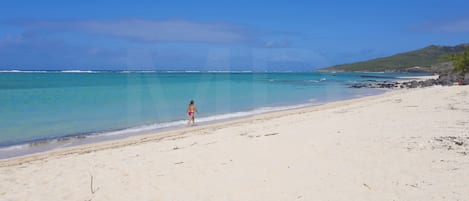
[448,47,469,74]
[319,44,468,73]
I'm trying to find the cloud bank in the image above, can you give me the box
[415,17,469,33]
[0,18,308,69]
[9,18,258,44]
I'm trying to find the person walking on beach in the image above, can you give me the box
[187,100,199,126]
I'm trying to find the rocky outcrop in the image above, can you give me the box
[463,73,469,85]
[349,72,469,89]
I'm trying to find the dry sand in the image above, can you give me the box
[398,75,439,81]
[1,85,468,201]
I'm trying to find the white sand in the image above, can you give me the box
[398,75,439,81]
[1,86,468,201]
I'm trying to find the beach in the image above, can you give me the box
[0,72,389,149]
[1,85,468,200]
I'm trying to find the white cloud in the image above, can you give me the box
[263,40,291,48]
[12,19,258,44]
[417,17,469,33]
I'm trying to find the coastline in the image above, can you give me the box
[0,87,388,163]
[0,102,326,159]
[1,85,468,200]
[1,71,395,153]
[0,70,438,160]
[0,74,435,160]
[0,88,385,160]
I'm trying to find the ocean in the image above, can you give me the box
[0,71,427,158]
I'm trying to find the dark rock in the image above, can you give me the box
[350,72,465,89]
[421,79,435,87]
[462,79,469,85]
[463,73,469,85]
[436,74,453,86]
[451,73,463,82]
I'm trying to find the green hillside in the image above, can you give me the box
[320,44,468,73]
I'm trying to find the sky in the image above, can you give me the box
[0,0,468,71]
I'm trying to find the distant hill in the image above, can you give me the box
[319,44,468,73]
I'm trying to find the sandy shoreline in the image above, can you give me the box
[0,88,391,164]
[1,85,468,200]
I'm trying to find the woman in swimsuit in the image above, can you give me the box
[187,100,199,126]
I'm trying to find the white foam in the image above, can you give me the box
[207,70,229,73]
[0,144,29,151]
[94,120,188,137]
[303,80,319,83]
[269,79,322,83]
[0,70,48,73]
[0,100,321,155]
[119,70,156,73]
[206,70,253,73]
[94,102,317,138]
[61,70,96,73]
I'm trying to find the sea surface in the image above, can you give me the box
[0,71,429,158]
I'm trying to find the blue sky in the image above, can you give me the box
[0,0,468,70]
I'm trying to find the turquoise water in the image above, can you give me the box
[0,71,423,150]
